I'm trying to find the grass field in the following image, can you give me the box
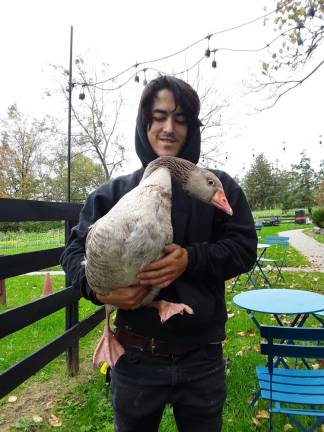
[303,227,324,245]
[0,271,323,431]
[0,225,323,431]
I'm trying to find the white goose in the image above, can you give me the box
[85,156,233,367]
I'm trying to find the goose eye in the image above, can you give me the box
[207,179,215,186]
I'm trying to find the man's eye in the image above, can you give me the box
[207,179,214,186]
[175,116,187,124]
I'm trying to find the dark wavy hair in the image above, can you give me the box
[138,75,202,134]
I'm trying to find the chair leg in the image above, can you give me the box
[274,263,285,284]
[286,413,323,432]
[231,275,241,291]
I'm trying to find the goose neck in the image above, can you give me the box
[144,156,195,186]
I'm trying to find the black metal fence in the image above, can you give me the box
[0,198,105,399]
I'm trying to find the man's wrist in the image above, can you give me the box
[91,291,106,305]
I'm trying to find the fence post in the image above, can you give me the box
[0,278,6,305]
[0,254,6,305]
[65,219,79,376]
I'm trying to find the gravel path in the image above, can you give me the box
[279,229,324,273]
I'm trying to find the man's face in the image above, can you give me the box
[147,89,188,157]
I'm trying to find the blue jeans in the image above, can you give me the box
[110,343,226,432]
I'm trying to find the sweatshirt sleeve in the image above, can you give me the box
[185,179,257,281]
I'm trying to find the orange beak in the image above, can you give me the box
[211,189,233,216]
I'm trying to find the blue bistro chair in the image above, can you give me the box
[255,219,264,236]
[258,235,289,284]
[257,325,324,432]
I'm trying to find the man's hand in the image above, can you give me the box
[96,285,151,309]
[137,243,188,289]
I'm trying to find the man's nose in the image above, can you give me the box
[163,116,174,133]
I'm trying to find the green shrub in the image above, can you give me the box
[0,221,64,233]
[312,207,324,228]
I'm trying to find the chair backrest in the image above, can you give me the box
[264,235,289,263]
[264,235,289,246]
[260,325,324,373]
[255,219,264,229]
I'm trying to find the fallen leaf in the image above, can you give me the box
[8,395,17,403]
[46,401,54,410]
[33,415,43,424]
[48,414,62,427]
[312,362,320,370]
[253,345,260,352]
[252,417,261,428]
[248,329,256,336]
[236,350,243,357]
[256,410,269,419]
[237,331,245,337]
[284,424,293,431]
[228,313,235,318]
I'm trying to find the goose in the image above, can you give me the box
[84,156,233,367]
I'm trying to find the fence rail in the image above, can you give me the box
[0,198,92,399]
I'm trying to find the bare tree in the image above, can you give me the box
[250,0,324,108]
[189,71,229,167]
[49,57,126,181]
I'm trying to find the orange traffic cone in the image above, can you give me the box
[43,272,53,295]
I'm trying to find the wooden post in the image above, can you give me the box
[0,278,6,305]
[65,218,79,376]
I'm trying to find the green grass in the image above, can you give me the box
[0,275,101,377]
[0,225,323,431]
[303,227,324,244]
[252,209,309,218]
[256,224,310,267]
[0,229,64,255]
[1,271,323,431]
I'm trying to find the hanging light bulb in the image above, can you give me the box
[307,6,315,17]
[211,50,217,68]
[134,63,139,83]
[79,84,86,100]
[205,35,211,57]
[282,141,286,151]
[143,69,148,86]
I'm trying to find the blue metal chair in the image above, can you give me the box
[258,235,289,284]
[257,325,324,432]
[255,219,264,236]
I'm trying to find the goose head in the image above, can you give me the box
[143,156,233,215]
[183,167,233,215]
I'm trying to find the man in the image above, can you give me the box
[60,75,257,431]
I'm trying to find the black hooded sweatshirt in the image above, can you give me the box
[60,111,257,345]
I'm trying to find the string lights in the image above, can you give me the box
[71,6,288,96]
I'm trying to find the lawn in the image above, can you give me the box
[0,230,65,256]
[303,227,324,245]
[0,224,323,431]
[1,269,323,431]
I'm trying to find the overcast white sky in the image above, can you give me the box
[1,0,323,178]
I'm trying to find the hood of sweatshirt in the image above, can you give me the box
[135,109,201,168]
